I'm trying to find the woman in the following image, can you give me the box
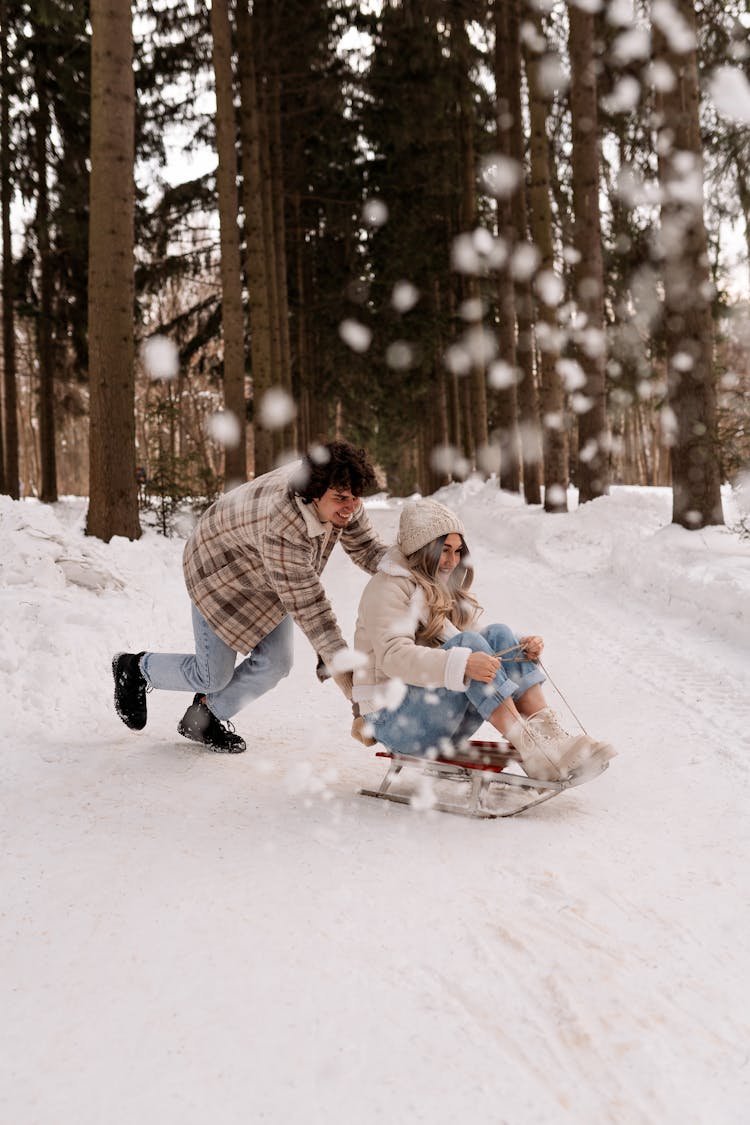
[352,499,614,781]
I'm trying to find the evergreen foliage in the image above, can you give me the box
[139,393,221,537]
[1,0,748,533]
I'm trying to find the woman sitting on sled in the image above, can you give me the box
[352,499,615,781]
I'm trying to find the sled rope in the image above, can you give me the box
[492,642,528,660]
[493,643,589,736]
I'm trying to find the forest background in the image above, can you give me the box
[1,0,749,540]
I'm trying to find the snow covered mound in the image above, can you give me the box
[433,479,750,651]
[0,495,126,593]
[0,495,189,741]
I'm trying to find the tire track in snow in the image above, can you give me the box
[463,520,750,768]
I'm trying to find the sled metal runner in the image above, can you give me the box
[359,739,609,819]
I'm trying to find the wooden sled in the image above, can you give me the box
[359,739,609,819]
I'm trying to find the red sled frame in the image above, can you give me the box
[358,739,609,819]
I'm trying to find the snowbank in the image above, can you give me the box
[433,480,750,651]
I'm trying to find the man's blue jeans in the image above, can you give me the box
[365,623,545,757]
[140,604,294,720]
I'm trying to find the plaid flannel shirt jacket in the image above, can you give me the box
[183,463,386,665]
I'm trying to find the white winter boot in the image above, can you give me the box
[526,707,571,741]
[506,717,568,782]
[527,707,617,778]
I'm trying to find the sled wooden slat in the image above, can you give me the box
[374,738,521,772]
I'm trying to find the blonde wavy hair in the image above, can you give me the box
[406,534,481,646]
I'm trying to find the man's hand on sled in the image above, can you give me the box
[332,670,354,700]
[322,647,367,702]
[315,655,354,700]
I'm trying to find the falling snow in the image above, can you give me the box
[338,318,372,353]
[141,335,179,381]
[206,409,241,448]
[259,387,297,430]
[708,65,750,125]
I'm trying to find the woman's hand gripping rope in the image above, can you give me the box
[466,636,544,684]
[493,637,544,662]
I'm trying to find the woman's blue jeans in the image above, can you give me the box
[365,623,545,757]
[140,604,294,720]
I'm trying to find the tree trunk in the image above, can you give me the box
[453,3,488,465]
[34,46,57,502]
[568,4,610,503]
[439,279,461,459]
[253,0,282,462]
[291,192,309,449]
[236,0,274,475]
[0,0,18,497]
[461,374,473,464]
[653,0,723,528]
[86,0,140,541]
[304,230,328,443]
[431,280,452,488]
[737,161,750,297]
[524,20,568,513]
[492,0,521,492]
[210,0,247,486]
[265,1,293,451]
[508,0,542,504]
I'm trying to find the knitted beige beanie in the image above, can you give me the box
[397,499,465,556]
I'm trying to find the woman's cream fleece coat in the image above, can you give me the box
[352,547,474,715]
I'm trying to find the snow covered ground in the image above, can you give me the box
[1,481,749,1124]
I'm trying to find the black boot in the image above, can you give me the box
[112,652,149,730]
[177,694,246,753]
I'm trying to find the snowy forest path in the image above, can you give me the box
[326,503,750,1124]
[2,495,749,1125]
[455,501,750,767]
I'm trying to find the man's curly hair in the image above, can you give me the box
[293,441,377,502]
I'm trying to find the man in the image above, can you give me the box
[112,440,386,751]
